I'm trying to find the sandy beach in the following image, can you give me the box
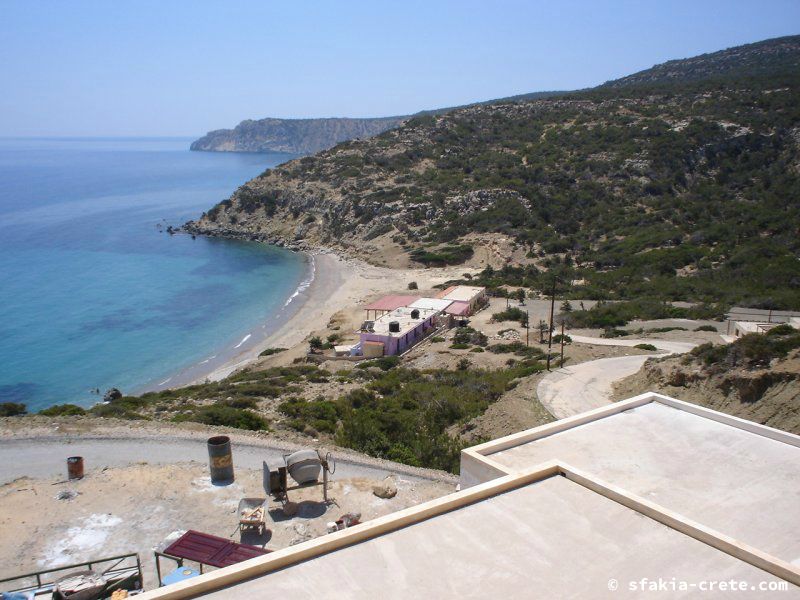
[166,248,481,385]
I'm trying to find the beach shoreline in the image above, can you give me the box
[141,246,479,391]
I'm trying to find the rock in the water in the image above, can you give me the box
[103,388,122,402]
[372,477,398,499]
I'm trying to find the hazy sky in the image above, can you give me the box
[1,0,798,137]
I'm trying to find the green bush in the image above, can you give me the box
[0,402,26,417]
[174,405,269,431]
[694,325,718,332]
[452,327,488,347]
[39,404,86,416]
[223,397,259,410]
[449,343,470,349]
[766,324,796,336]
[278,397,340,434]
[601,328,629,338]
[355,356,401,371]
[491,307,528,326]
[552,334,572,344]
[259,347,287,357]
[430,336,446,343]
[647,326,687,333]
[487,342,545,358]
[634,343,658,351]
[89,396,150,420]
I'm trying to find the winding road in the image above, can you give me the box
[537,336,698,419]
[0,437,452,486]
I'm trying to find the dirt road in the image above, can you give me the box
[537,335,698,419]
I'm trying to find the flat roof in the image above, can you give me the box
[368,306,439,337]
[444,300,471,316]
[438,285,485,303]
[363,295,420,311]
[192,475,789,599]
[139,394,800,599]
[474,397,800,565]
[408,297,453,312]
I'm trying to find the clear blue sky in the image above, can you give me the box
[1,0,798,137]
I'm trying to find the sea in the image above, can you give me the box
[0,137,310,412]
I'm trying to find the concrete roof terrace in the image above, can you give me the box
[138,393,800,598]
[196,473,790,599]
[369,306,439,337]
[462,393,800,567]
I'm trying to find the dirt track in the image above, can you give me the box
[537,334,701,418]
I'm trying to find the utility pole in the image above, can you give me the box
[546,276,556,371]
[526,310,530,347]
[559,320,565,367]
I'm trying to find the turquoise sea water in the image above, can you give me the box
[0,138,308,411]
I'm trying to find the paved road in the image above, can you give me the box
[537,335,698,419]
[0,437,445,485]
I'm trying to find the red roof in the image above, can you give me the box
[444,301,471,316]
[163,530,269,568]
[435,286,458,299]
[364,295,420,311]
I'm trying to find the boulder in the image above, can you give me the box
[372,476,398,499]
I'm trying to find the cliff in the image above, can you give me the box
[190,116,406,154]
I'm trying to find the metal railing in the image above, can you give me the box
[0,552,142,597]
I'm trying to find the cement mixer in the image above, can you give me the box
[263,449,336,508]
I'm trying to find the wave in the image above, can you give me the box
[233,334,251,349]
[283,254,316,308]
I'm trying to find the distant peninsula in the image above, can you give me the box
[190,116,407,154]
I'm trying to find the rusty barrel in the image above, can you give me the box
[207,435,234,484]
[67,456,84,480]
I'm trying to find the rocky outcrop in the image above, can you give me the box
[191,116,407,154]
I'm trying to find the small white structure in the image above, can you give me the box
[436,285,487,316]
[408,297,453,313]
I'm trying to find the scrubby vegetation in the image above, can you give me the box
[689,327,800,369]
[332,364,540,472]
[566,300,722,328]
[0,402,26,417]
[201,38,800,309]
[39,404,86,416]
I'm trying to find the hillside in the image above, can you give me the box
[614,325,800,434]
[190,116,406,154]
[602,35,800,88]
[186,35,800,309]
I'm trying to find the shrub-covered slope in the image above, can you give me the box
[187,36,800,308]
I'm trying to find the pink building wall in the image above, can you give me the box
[360,315,436,356]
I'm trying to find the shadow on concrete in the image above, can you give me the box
[268,500,330,522]
[240,528,272,547]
